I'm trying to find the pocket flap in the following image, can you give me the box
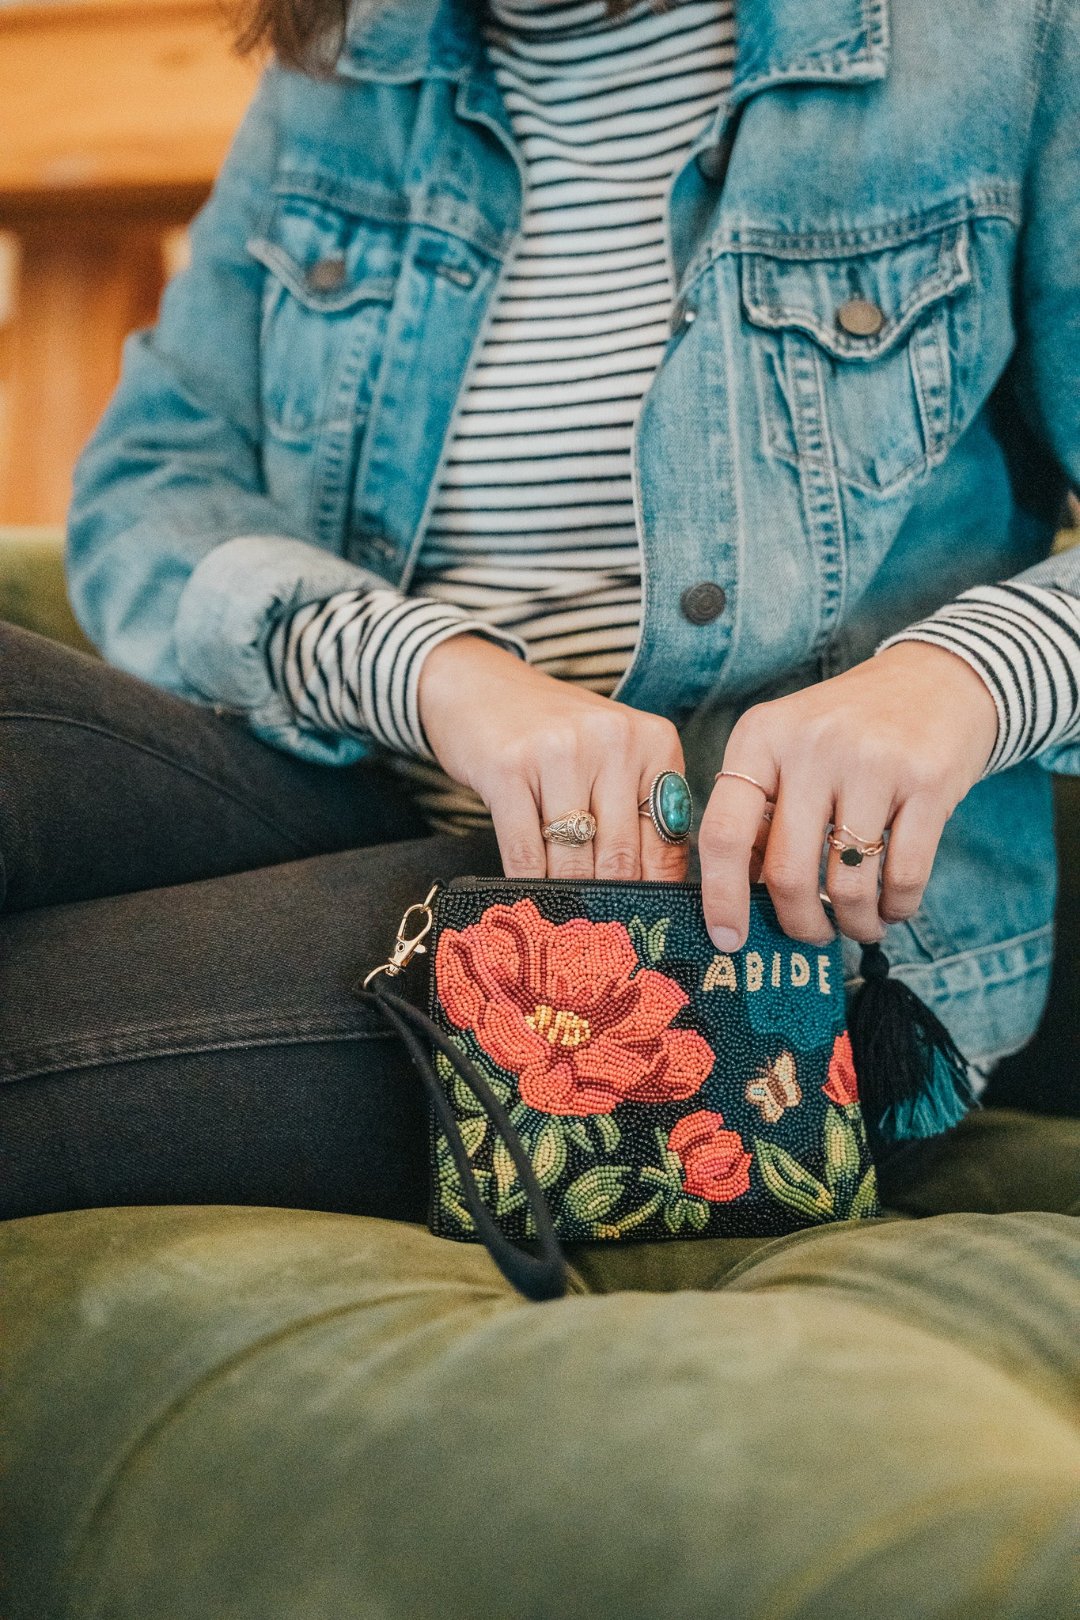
[248,196,399,314]
[740,221,971,361]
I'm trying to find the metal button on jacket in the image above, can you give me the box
[836,297,886,337]
[696,144,726,182]
[307,255,347,293]
[679,581,727,624]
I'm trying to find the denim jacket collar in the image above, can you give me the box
[729,0,890,107]
[335,0,892,93]
[336,0,479,82]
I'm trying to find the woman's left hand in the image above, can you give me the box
[699,641,1000,951]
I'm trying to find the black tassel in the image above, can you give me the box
[849,941,978,1150]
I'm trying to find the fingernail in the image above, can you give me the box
[709,927,743,951]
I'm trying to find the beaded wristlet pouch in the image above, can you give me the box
[358,876,974,1302]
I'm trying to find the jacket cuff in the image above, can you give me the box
[172,535,387,764]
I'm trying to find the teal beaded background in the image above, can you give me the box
[427,877,878,1244]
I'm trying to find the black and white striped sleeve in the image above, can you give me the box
[875,581,1080,776]
[266,588,528,761]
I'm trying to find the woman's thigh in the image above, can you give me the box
[0,621,430,911]
[0,818,505,1222]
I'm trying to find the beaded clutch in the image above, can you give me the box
[358,873,980,1300]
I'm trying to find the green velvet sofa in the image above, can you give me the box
[2,528,1077,1620]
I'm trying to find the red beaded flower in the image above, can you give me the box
[667,1110,752,1203]
[822,1029,860,1108]
[435,898,714,1116]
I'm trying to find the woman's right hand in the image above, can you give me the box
[417,633,689,881]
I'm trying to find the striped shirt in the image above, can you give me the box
[267,0,1080,829]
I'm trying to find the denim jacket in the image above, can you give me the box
[68,0,1080,1076]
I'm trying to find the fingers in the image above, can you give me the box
[699,767,778,949]
[756,771,836,944]
[876,795,945,926]
[748,800,774,885]
[636,771,692,882]
[485,704,690,882]
[537,750,599,878]
[488,774,548,878]
[588,764,646,880]
[822,793,896,943]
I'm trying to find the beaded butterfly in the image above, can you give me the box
[744,1049,802,1124]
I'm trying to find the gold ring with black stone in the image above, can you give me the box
[826,831,886,867]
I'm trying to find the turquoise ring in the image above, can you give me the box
[638,770,693,845]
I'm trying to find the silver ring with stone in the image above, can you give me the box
[541,810,597,846]
[638,770,693,845]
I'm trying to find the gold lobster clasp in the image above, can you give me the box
[361,884,440,989]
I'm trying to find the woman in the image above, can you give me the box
[2,0,1077,1220]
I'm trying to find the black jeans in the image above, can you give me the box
[0,623,504,1223]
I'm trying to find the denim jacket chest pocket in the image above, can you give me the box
[740,221,972,498]
[247,192,400,446]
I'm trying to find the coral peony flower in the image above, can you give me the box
[435,898,713,1115]
[823,1029,860,1108]
[668,1110,752,1203]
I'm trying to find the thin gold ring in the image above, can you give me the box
[714,769,774,801]
[834,821,883,849]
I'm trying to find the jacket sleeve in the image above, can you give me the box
[875,0,1080,776]
[66,69,394,766]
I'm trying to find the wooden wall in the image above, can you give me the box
[0,0,259,525]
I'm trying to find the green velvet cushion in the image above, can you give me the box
[0,528,91,652]
[3,1117,1077,1620]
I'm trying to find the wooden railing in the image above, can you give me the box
[0,0,260,523]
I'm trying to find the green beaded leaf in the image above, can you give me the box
[459,1116,487,1159]
[562,1164,629,1222]
[642,1131,684,1192]
[496,1186,529,1218]
[439,1055,484,1118]
[440,1041,513,1111]
[565,1119,596,1154]
[664,1199,688,1234]
[593,1113,621,1152]
[755,1139,835,1223]
[434,1139,477,1233]
[684,1198,709,1232]
[533,1120,569,1188]
[440,1194,475,1232]
[823,1104,861,1193]
[492,1139,516,1195]
[607,1191,664,1235]
[627,914,672,965]
[848,1166,881,1220]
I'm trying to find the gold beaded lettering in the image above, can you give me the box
[703,953,738,991]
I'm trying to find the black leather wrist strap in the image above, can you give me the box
[356,981,568,1302]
